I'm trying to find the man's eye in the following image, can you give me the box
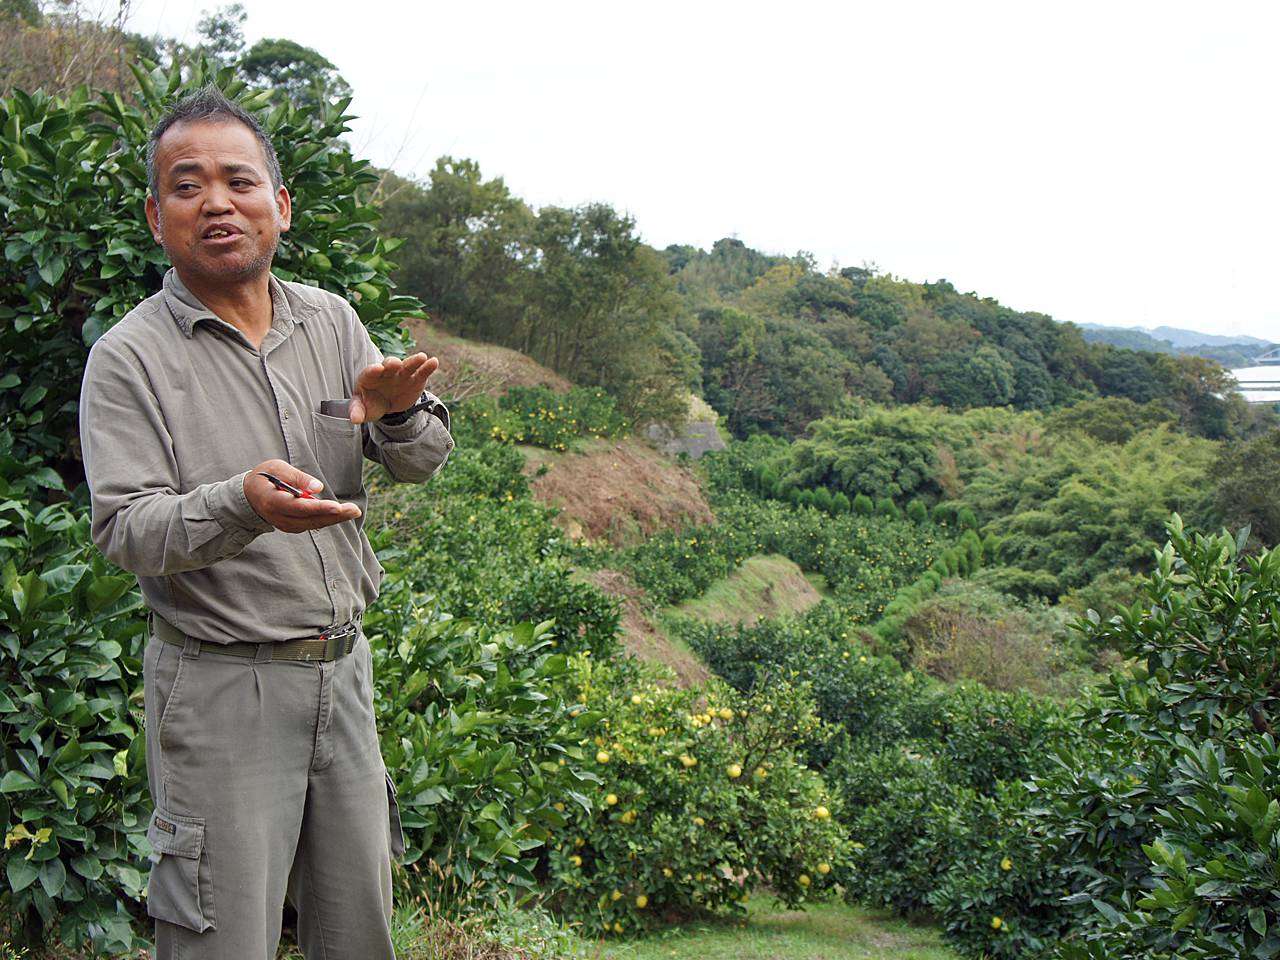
[232,179,253,187]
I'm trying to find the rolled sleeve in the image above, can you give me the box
[79,339,274,577]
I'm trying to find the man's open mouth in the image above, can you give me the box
[203,224,244,240]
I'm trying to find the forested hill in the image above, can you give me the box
[379,163,1248,443]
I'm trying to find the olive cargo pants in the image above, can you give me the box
[142,620,405,959]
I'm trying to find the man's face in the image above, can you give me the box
[145,118,291,286]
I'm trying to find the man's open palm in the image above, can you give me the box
[349,352,439,424]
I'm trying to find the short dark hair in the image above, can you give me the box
[145,84,283,197]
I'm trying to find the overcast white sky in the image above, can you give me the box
[124,0,1279,340]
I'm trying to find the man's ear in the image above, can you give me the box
[276,185,292,232]
[145,193,163,244]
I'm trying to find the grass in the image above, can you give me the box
[596,893,958,960]
[666,554,825,626]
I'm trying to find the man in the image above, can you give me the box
[78,85,454,959]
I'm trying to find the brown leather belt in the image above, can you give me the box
[149,610,361,662]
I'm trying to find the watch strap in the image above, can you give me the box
[379,390,442,427]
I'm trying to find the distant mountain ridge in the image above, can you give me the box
[1074,323,1275,369]
[1079,322,1271,349]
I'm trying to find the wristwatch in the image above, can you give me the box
[378,390,445,427]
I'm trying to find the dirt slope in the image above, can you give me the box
[406,317,574,399]
[519,437,715,549]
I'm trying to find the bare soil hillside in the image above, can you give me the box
[406,317,574,400]
[519,437,714,549]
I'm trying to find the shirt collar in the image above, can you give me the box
[161,267,300,339]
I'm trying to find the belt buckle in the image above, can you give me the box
[318,621,358,660]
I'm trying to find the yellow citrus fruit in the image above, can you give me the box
[814,805,830,820]
[553,802,565,812]
[631,694,643,705]
[570,855,582,867]
[611,889,622,901]
[680,754,698,768]
[597,750,610,764]
[575,837,585,848]
[727,763,743,779]
[991,916,1003,930]
[635,894,648,908]
[613,921,624,933]
[693,816,705,826]
[798,874,811,887]
[605,793,618,806]
[1001,857,1013,871]
[817,863,831,875]
[719,708,734,720]
[662,867,673,877]
[754,766,767,778]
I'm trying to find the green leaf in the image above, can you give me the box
[7,856,39,893]
[1250,907,1267,937]
[0,770,38,793]
[37,858,66,898]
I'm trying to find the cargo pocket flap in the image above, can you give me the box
[147,809,205,859]
[145,807,215,932]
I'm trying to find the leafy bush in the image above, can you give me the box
[364,578,595,902]
[1040,518,1280,959]
[0,445,148,952]
[545,656,852,937]
[926,519,1280,960]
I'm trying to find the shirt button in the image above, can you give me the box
[283,410,289,420]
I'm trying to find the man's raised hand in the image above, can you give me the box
[349,352,439,425]
[243,459,361,532]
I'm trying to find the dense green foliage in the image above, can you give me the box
[1212,428,1280,550]
[928,520,1280,960]
[0,443,148,951]
[435,384,631,458]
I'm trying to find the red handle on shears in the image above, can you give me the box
[257,471,319,499]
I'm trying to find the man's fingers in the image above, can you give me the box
[270,493,359,518]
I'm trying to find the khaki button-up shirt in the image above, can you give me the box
[78,268,454,645]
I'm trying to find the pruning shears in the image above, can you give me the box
[257,471,319,500]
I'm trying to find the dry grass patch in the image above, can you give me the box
[521,437,714,549]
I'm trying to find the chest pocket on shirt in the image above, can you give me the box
[311,410,364,499]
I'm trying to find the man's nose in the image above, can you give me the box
[201,183,235,213]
